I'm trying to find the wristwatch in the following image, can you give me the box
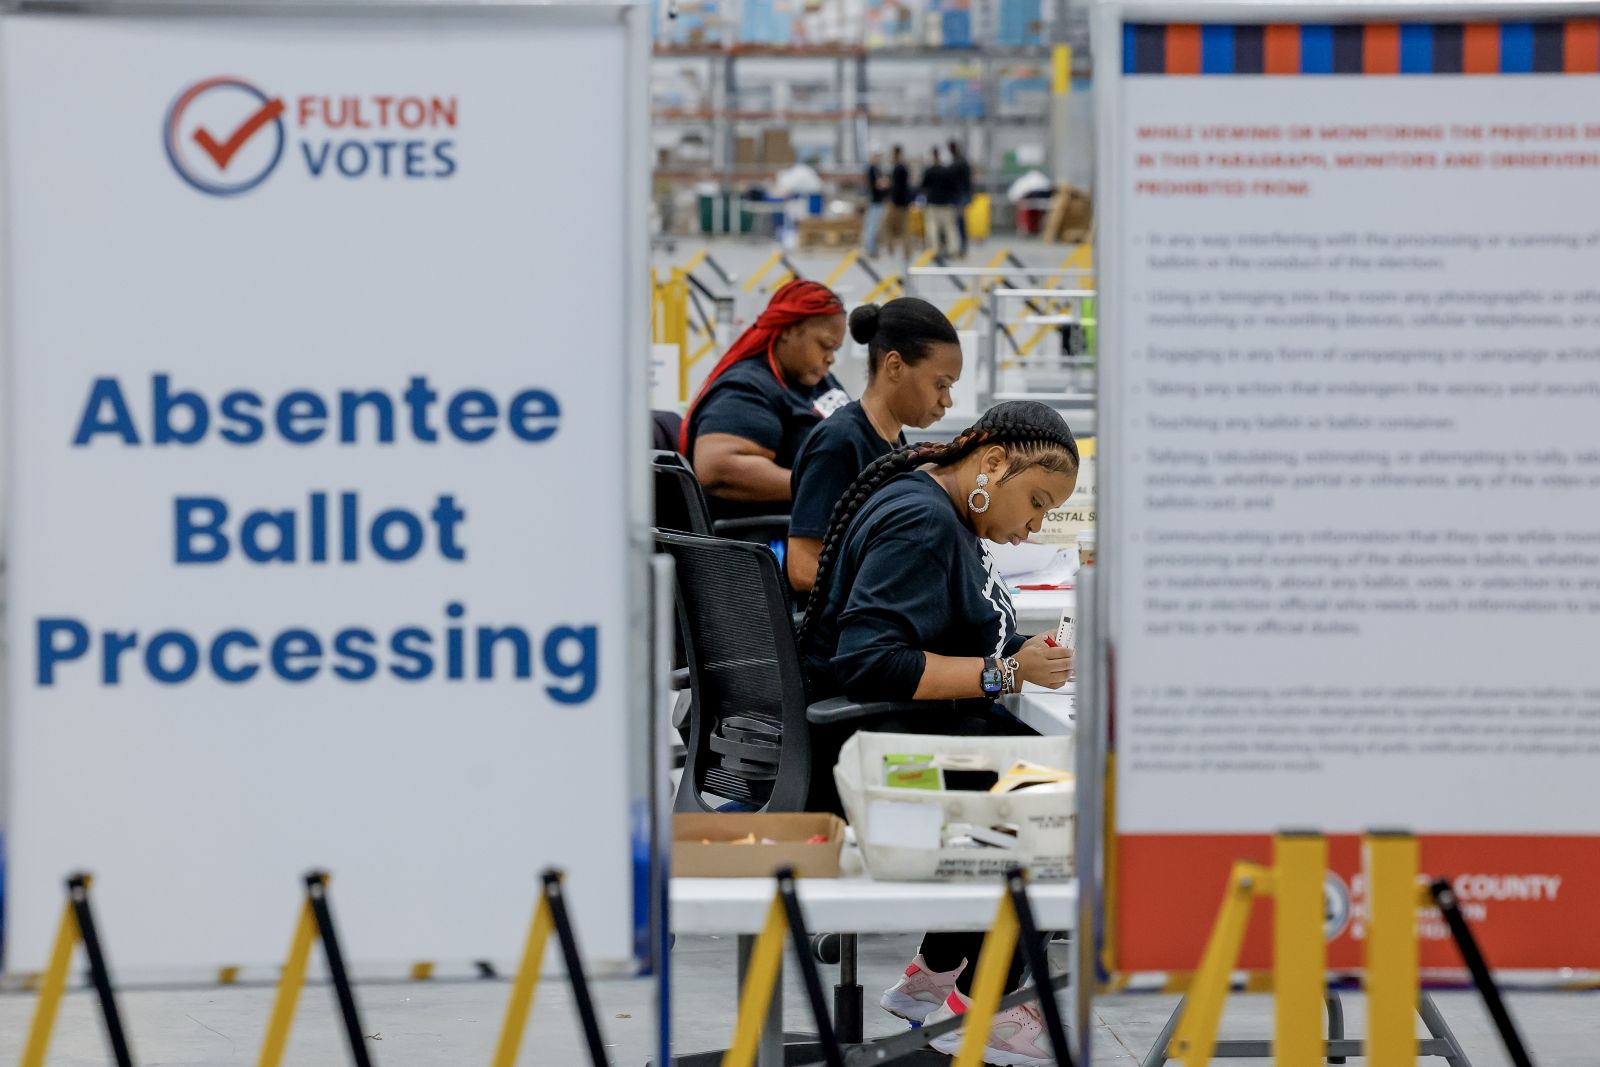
[980,657,1005,696]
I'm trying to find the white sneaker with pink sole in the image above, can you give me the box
[877,953,967,1023]
[924,989,1055,1066]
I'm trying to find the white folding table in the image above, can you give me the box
[670,875,1078,1067]
[669,692,1076,1065]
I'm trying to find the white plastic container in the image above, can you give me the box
[834,732,1075,882]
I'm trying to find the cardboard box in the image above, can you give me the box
[673,812,845,878]
[760,127,796,166]
[735,135,760,166]
[1043,184,1093,244]
[796,215,862,249]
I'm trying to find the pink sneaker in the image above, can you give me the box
[878,953,966,1023]
[925,990,1055,1066]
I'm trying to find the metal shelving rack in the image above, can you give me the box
[651,2,1091,219]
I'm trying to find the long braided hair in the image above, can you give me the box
[797,400,1079,646]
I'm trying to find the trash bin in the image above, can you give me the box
[698,189,743,234]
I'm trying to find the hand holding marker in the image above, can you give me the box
[1043,613,1075,682]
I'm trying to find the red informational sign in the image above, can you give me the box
[1118,835,1600,971]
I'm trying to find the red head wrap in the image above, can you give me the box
[677,279,844,454]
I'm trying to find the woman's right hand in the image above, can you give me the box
[1013,634,1073,690]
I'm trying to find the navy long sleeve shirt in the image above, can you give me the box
[686,358,849,521]
[788,401,904,541]
[803,470,1025,702]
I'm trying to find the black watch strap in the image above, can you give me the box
[981,656,1003,695]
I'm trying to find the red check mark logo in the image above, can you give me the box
[192,97,285,170]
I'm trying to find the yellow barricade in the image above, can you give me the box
[21,874,135,1067]
[964,194,991,242]
[19,887,85,1067]
[1168,832,1422,1067]
[741,248,784,294]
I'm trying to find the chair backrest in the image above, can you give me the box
[651,450,713,535]
[650,410,683,453]
[656,530,813,813]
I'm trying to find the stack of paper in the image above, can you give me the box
[1004,550,1079,591]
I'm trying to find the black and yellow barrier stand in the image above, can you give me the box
[951,866,1077,1067]
[257,871,373,1067]
[724,865,1074,1067]
[21,872,135,1067]
[1428,878,1535,1067]
[722,866,845,1067]
[1166,830,1534,1067]
[491,869,611,1067]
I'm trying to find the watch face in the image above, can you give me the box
[981,667,1004,693]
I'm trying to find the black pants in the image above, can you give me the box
[920,931,1045,997]
[813,702,1041,995]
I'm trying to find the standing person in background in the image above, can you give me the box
[787,297,963,593]
[921,148,961,260]
[948,140,973,257]
[883,145,912,259]
[680,280,849,522]
[863,148,890,258]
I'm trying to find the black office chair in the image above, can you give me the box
[651,450,714,535]
[657,530,966,814]
[711,511,792,547]
[650,410,683,453]
[654,443,800,609]
[659,530,1005,1065]
[652,440,791,545]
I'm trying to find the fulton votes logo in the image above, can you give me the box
[164,77,458,196]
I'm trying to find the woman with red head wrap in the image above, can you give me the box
[681,279,849,521]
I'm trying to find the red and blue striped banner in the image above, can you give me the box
[1124,20,1600,75]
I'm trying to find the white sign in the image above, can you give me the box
[1104,10,1600,838]
[1,6,648,973]
[1099,4,1600,974]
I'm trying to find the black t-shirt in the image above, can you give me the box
[866,163,887,204]
[950,158,973,200]
[803,470,1026,702]
[687,357,850,519]
[922,164,957,206]
[890,163,912,207]
[788,401,904,541]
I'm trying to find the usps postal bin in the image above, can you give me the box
[835,731,1075,882]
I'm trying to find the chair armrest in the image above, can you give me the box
[806,696,974,726]
[712,515,791,539]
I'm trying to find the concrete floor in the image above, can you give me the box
[3,933,1593,1065]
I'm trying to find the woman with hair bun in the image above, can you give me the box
[786,297,963,592]
[798,400,1080,1066]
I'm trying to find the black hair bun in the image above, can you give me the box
[848,303,881,344]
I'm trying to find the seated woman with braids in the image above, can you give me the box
[797,400,1079,1067]
[679,279,850,523]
